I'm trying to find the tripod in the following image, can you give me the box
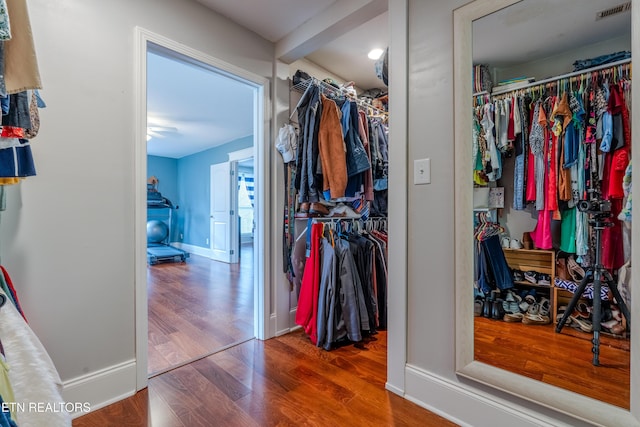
[555,213,631,366]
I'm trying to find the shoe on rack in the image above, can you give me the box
[502,291,520,314]
[566,257,585,282]
[538,298,550,317]
[503,312,524,322]
[512,269,524,282]
[510,239,523,249]
[537,274,551,286]
[569,314,593,333]
[526,302,540,316]
[557,305,572,325]
[299,202,310,213]
[610,323,626,335]
[474,299,483,317]
[524,270,539,284]
[575,302,590,319]
[611,305,623,322]
[309,202,329,216]
[522,313,550,325]
[492,300,505,320]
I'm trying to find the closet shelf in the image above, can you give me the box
[490,58,631,97]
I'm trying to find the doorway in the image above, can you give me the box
[135,28,270,389]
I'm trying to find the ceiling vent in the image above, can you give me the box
[595,2,631,20]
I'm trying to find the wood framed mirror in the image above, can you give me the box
[453,0,639,425]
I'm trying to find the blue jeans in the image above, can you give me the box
[1,91,31,128]
[482,235,514,291]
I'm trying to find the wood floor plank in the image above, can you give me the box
[191,357,252,402]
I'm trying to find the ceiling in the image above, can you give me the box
[149,0,631,159]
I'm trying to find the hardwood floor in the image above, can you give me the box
[73,330,455,427]
[147,244,254,376]
[474,316,630,409]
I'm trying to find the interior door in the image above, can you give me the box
[210,161,238,263]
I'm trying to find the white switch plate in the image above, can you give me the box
[414,158,431,184]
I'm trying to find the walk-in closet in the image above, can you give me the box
[279,24,390,354]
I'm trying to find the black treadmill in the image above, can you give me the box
[147,187,189,265]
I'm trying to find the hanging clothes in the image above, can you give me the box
[298,218,388,350]
[473,61,631,262]
[0,289,70,426]
[4,0,42,94]
[295,222,323,344]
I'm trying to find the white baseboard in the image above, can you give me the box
[289,307,297,327]
[404,365,579,427]
[385,382,404,397]
[172,242,213,258]
[62,360,137,419]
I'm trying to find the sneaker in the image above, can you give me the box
[512,269,524,282]
[503,312,524,322]
[538,298,550,316]
[537,274,551,286]
[522,313,551,325]
[510,239,523,249]
[524,271,538,284]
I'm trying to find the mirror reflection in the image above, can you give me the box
[471,0,632,409]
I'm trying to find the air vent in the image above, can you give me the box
[596,2,631,20]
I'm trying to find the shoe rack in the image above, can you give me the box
[502,248,556,321]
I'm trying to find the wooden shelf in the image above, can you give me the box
[502,248,556,321]
[513,280,552,289]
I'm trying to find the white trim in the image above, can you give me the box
[404,365,570,427]
[452,1,639,426]
[134,27,271,391]
[384,382,404,397]
[228,147,254,162]
[254,80,272,340]
[134,26,149,393]
[62,360,136,418]
[386,0,408,396]
[171,242,213,258]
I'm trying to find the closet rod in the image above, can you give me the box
[291,77,389,117]
[491,58,631,96]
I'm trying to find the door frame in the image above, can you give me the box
[134,27,270,390]
[227,147,255,260]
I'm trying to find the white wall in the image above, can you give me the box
[495,35,631,83]
[0,0,274,409]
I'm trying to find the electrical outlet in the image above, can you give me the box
[206,238,209,245]
[179,233,183,240]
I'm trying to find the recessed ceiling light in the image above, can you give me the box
[368,48,384,60]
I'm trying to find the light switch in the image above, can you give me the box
[414,158,431,185]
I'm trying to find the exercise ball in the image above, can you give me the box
[147,220,169,243]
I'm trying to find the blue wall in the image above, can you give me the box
[147,156,179,241]
[147,137,253,247]
[177,136,253,248]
